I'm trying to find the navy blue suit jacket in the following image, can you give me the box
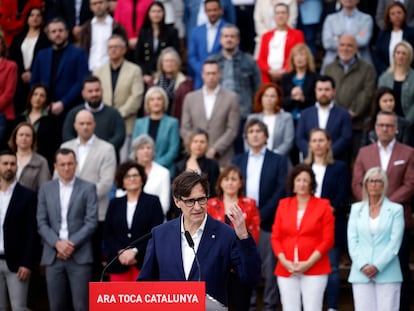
[30,44,89,111]
[103,193,164,273]
[296,104,352,161]
[232,149,287,231]
[4,183,38,272]
[374,26,414,75]
[319,161,350,247]
[138,215,261,306]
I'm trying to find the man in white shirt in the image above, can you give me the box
[79,0,127,71]
[60,110,116,280]
[0,150,37,311]
[37,148,98,311]
[181,60,240,167]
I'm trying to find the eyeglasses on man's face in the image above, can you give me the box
[179,196,208,207]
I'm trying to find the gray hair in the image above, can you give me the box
[362,167,388,205]
[130,134,155,160]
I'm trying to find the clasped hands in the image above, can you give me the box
[361,264,378,280]
[55,240,75,260]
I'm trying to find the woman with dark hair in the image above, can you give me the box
[9,6,50,115]
[175,128,220,197]
[361,86,412,146]
[15,84,60,172]
[207,165,260,311]
[375,2,414,76]
[134,1,179,85]
[303,128,350,311]
[271,164,334,311]
[247,83,294,157]
[103,161,164,281]
[8,122,50,191]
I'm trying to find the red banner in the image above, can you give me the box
[89,281,205,310]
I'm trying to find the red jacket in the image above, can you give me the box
[271,196,334,277]
[257,27,304,83]
[0,0,43,46]
[0,58,17,120]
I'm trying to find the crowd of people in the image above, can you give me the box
[0,0,414,311]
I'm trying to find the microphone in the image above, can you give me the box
[100,232,153,282]
[184,230,201,281]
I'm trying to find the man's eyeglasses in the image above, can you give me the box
[180,196,208,207]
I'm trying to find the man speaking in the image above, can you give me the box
[138,171,261,306]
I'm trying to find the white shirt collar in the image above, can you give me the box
[377,138,396,153]
[91,14,112,25]
[315,101,335,111]
[0,180,17,195]
[202,85,220,96]
[180,213,208,234]
[59,177,76,188]
[76,134,96,146]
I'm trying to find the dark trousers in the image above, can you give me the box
[235,5,255,54]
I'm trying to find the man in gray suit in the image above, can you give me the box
[60,110,116,280]
[37,148,98,311]
[181,59,240,167]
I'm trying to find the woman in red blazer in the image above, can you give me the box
[271,164,334,311]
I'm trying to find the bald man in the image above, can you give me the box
[60,109,116,280]
[324,34,375,158]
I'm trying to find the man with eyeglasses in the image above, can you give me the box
[138,171,261,307]
[352,110,414,310]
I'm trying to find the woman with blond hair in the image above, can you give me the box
[303,128,350,311]
[348,167,404,311]
[378,40,414,123]
[131,86,180,174]
[281,43,319,122]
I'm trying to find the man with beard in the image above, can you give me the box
[296,75,352,162]
[62,75,125,158]
[209,24,262,153]
[0,150,38,310]
[31,18,90,117]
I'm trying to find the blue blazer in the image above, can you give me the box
[131,114,180,174]
[374,26,414,75]
[347,198,404,283]
[318,161,350,247]
[103,193,164,273]
[232,149,287,231]
[188,19,227,89]
[4,183,38,272]
[138,215,261,306]
[31,44,90,111]
[296,104,352,161]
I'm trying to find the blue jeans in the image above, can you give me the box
[327,246,340,309]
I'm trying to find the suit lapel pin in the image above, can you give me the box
[211,234,216,239]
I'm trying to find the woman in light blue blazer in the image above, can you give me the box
[347,167,404,311]
[132,86,180,175]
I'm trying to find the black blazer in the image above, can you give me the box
[4,183,38,272]
[281,71,319,114]
[134,25,179,75]
[103,192,164,273]
[9,31,51,114]
[55,0,93,30]
[374,26,414,76]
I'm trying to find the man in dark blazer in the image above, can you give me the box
[352,111,414,311]
[55,0,93,42]
[31,18,90,118]
[37,148,98,311]
[0,150,38,310]
[232,118,287,311]
[138,171,261,306]
[296,75,352,162]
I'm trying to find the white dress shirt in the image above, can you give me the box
[76,134,96,172]
[181,214,207,280]
[58,178,75,240]
[202,86,220,120]
[206,20,220,53]
[378,138,396,172]
[126,200,137,230]
[89,15,113,71]
[246,146,266,206]
[316,101,334,129]
[0,181,16,254]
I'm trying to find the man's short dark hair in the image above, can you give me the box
[83,75,101,88]
[47,17,69,30]
[244,118,269,139]
[0,149,16,158]
[204,0,221,7]
[54,148,76,163]
[316,75,336,89]
[376,110,398,125]
[173,171,210,199]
